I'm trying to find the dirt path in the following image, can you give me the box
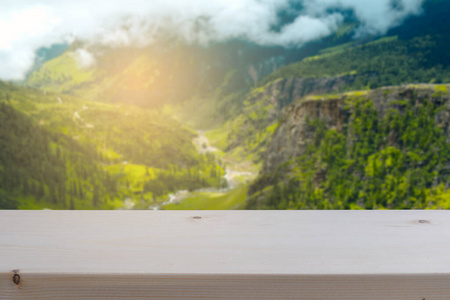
[73,106,94,128]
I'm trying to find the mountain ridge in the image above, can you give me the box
[248,84,450,209]
[1,1,450,210]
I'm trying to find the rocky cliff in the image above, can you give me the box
[249,74,356,116]
[263,84,450,174]
[227,74,356,155]
[247,84,450,209]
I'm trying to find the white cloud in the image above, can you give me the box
[274,14,344,46]
[0,5,61,79]
[0,0,425,80]
[302,0,425,36]
[71,49,96,69]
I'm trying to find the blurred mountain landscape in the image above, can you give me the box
[0,0,449,209]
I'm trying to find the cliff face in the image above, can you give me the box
[263,85,450,175]
[245,84,450,210]
[227,75,355,154]
[249,74,355,114]
[247,56,285,86]
[263,97,348,173]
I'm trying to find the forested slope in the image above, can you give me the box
[248,85,450,209]
[220,33,450,166]
[0,82,224,209]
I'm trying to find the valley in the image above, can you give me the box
[0,83,227,210]
[1,0,449,210]
[157,130,257,210]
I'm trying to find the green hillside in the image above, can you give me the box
[0,82,224,209]
[6,1,450,211]
[260,34,450,88]
[184,34,450,210]
[27,52,99,94]
[26,44,250,109]
[211,34,450,166]
[248,85,450,210]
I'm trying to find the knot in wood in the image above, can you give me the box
[13,274,20,285]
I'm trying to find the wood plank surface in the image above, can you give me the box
[1,210,450,299]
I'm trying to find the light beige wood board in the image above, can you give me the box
[1,210,450,299]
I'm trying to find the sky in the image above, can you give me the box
[0,0,425,80]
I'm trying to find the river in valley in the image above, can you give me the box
[148,131,254,210]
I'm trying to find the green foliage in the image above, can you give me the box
[249,95,450,209]
[0,83,225,209]
[27,52,98,93]
[225,92,279,163]
[174,70,248,129]
[260,35,450,90]
[224,34,450,167]
[162,185,248,210]
[143,153,226,198]
[28,45,250,109]
[0,101,109,209]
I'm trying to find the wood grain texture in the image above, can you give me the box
[1,210,450,299]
